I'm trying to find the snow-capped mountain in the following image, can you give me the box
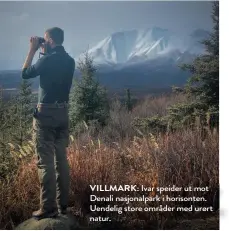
[71,27,209,93]
[81,27,207,65]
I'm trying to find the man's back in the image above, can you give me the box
[22,45,75,103]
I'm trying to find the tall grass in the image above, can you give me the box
[0,127,218,229]
[0,94,219,229]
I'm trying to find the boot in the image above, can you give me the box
[58,206,68,215]
[32,208,58,220]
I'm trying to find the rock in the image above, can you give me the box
[15,214,80,230]
[173,215,219,230]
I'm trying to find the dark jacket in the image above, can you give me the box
[22,46,75,103]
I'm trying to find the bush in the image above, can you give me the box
[132,115,168,135]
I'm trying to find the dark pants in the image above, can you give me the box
[32,103,70,211]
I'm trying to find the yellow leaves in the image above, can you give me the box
[83,120,88,130]
[28,140,34,147]
[7,140,34,160]
[19,148,27,157]
[70,135,74,142]
[7,143,15,150]
[11,150,23,159]
[149,133,159,150]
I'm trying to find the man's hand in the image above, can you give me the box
[29,36,40,52]
[22,36,40,69]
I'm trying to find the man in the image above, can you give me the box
[22,27,75,220]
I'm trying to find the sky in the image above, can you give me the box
[0,1,213,70]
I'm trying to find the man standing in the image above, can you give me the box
[22,27,75,220]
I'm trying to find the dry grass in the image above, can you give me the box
[0,126,219,229]
[0,94,219,229]
[132,93,189,118]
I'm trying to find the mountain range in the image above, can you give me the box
[75,27,209,93]
[83,27,208,65]
[0,27,209,96]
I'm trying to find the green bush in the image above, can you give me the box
[132,115,168,135]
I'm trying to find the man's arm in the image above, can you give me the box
[22,55,47,79]
[22,49,36,70]
[21,37,45,79]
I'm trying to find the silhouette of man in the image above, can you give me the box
[22,27,75,220]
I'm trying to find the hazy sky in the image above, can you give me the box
[0,1,213,70]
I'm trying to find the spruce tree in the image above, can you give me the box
[172,1,219,127]
[14,80,33,145]
[69,52,110,133]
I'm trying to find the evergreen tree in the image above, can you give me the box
[125,88,133,112]
[14,80,33,145]
[183,2,219,108]
[69,52,110,133]
[171,1,219,127]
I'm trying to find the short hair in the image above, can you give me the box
[45,27,64,45]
